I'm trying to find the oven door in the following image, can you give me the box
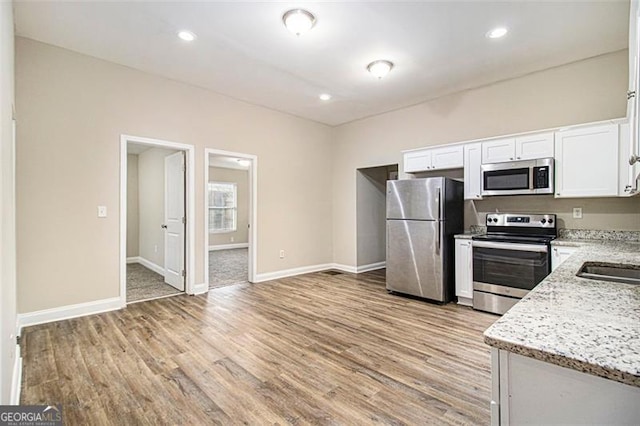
[472,241,550,298]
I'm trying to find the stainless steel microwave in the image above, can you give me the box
[481,158,554,196]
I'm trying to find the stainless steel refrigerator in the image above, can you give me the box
[386,177,463,302]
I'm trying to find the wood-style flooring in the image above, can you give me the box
[20,269,497,425]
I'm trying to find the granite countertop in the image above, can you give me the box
[484,238,640,388]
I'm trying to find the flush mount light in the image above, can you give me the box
[282,9,316,36]
[367,60,394,79]
[319,93,332,101]
[177,30,197,42]
[486,27,508,39]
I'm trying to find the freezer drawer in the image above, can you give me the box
[386,219,444,301]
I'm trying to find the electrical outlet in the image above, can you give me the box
[573,207,583,219]
[97,205,107,218]
[154,245,158,253]
[279,250,285,259]
[230,236,234,243]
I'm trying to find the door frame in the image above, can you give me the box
[204,148,258,284]
[119,134,196,307]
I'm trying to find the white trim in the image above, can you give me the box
[209,243,249,251]
[10,345,21,405]
[120,135,196,307]
[136,257,164,276]
[205,149,257,286]
[330,263,358,274]
[17,297,121,335]
[126,256,139,264]
[254,263,336,283]
[356,261,386,273]
[192,282,209,295]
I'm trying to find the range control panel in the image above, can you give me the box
[486,213,556,228]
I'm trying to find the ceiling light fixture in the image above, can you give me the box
[486,27,508,39]
[282,9,316,36]
[177,30,197,42]
[319,93,332,101]
[367,60,394,79]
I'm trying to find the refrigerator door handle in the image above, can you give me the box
[436,188,441,254]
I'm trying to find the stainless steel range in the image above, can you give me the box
[472,213,557,315]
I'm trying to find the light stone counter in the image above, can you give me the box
[484,238,640,387]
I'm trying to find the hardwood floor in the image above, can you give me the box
[20,270,497,425]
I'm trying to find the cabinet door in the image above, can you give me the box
[464,143,482,200]
[455,239,473,303]
[515,132,554,160]
[482,138,516,163]
[554,124,619,198]
[431,145,464,170]
[404,150,432,173]
[551,246,577,271]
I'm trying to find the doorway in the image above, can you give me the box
[204,149,257,288]
[119,135,196,306]
[356,164,398,273]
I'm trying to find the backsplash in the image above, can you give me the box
[464,194,640,231]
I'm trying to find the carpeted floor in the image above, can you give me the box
[127,263,182,303]
[209,248,248,289]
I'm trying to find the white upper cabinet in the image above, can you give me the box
[515,132,554,160]
[626,0,640,194]
[482,133,554,164]
[464,143,482,200]
[554,124,619,198]
[403,145,463,173]
[482,138,516,163]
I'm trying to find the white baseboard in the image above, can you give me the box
[330,263,357,274]
[254,263,335,283]
[17,296,122,335]
[457,296,473,307]
[192,282,209,295]
[208,243,249,251]
[356,261,386,273]
[128,256,164,276]
[10,345,21,405]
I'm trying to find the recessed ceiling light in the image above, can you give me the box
[282,9,316,36]
[319,93,332,101]
[367,60,394,79]
[177,30,197,42]
[486,27,508,39]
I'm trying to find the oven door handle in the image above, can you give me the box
[472,241,548,252]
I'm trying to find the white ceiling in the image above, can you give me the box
[209,155,250,170]
[14,1,630,126]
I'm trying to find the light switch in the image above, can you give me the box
[573,207,582,219]
[97,206,107,218]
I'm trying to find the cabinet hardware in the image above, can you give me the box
[628,90,636,100]
[630,154,640,165]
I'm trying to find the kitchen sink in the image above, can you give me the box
[576,262,640,285]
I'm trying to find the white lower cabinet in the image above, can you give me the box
[554,124,619,198]
[551,246,578,271]
[491,349,640,425]
[455,239,473,306]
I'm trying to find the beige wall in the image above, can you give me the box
[16,38,333,313]
[137,148,178,267]
[356,166,391,267]
[208,166,249,247]
[332,50,633,267]
[0,1,16,403]
[126,154,139,258]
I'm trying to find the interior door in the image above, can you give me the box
[164,151,185,291]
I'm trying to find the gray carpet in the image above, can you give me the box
[127,263,182,303]
[209,248,248,289]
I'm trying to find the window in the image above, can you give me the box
[208,182,237,233]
